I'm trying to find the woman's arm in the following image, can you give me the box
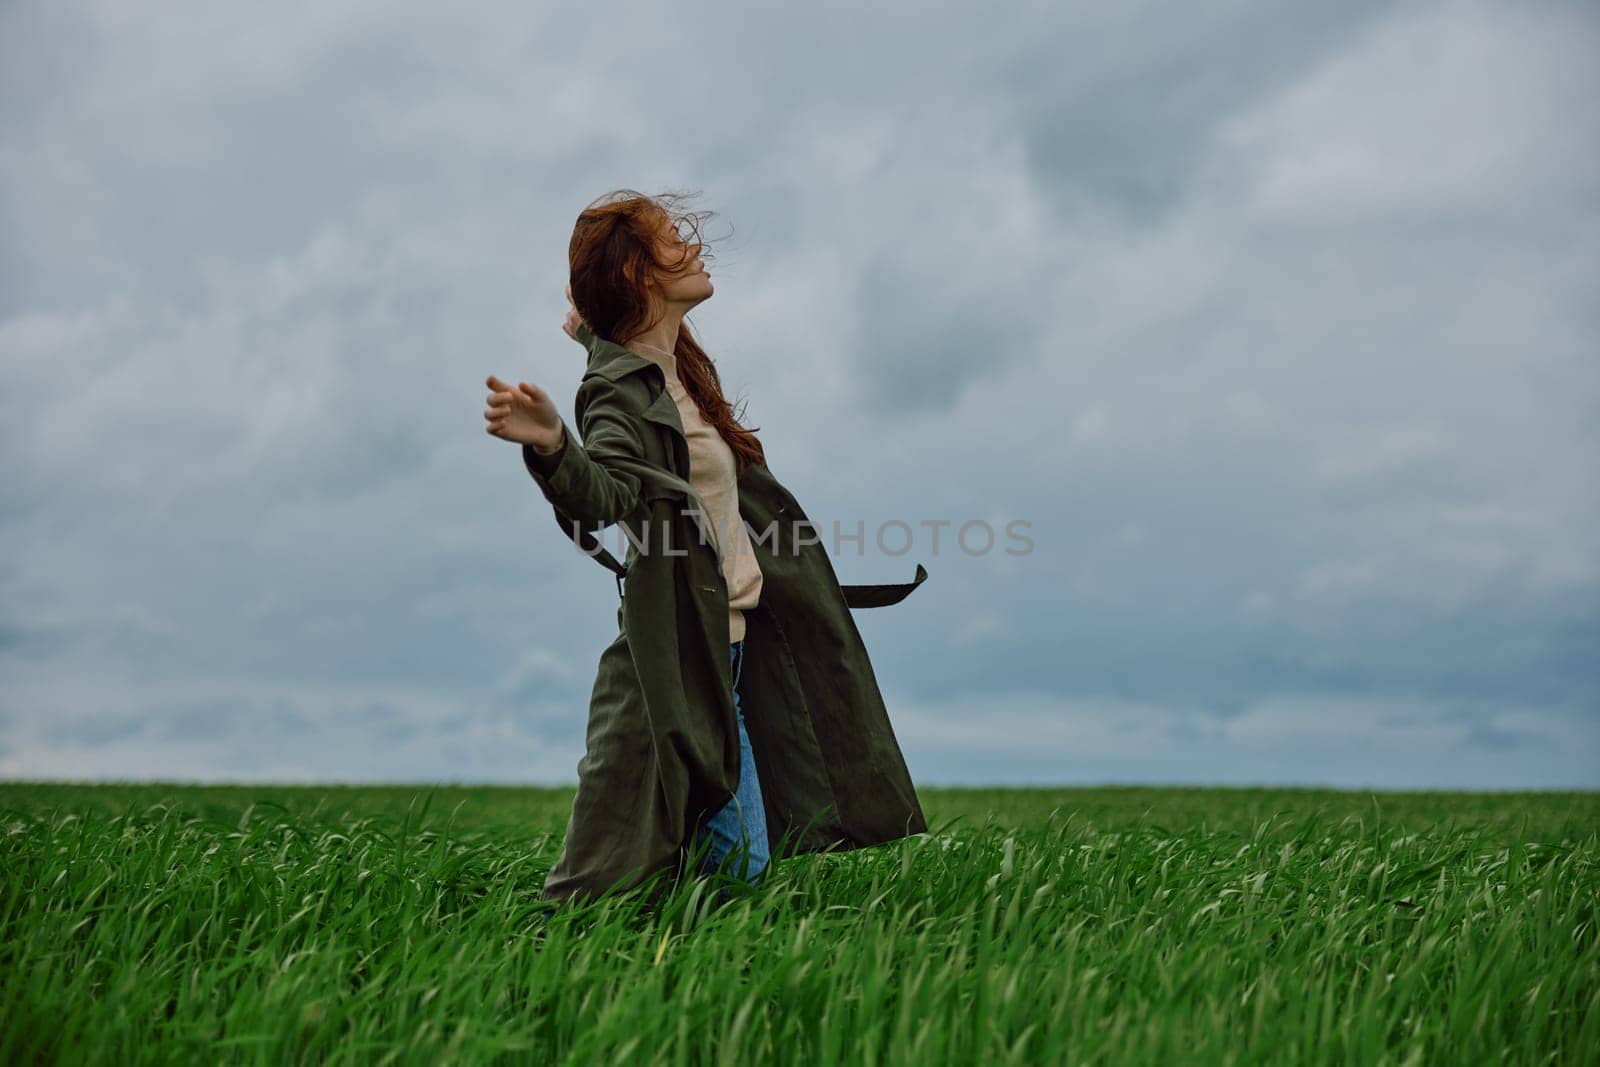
[521,375,647,528]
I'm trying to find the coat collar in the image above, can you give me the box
[570,321,694,475]
[575,322,666,384]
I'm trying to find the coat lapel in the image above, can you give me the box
[578,326,726,564]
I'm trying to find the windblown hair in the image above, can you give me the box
[567,188,766,475]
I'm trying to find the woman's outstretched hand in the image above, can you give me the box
[484,374,564,454]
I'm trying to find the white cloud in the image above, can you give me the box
[1214,0,1599,224]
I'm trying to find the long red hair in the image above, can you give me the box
[567,188,766,475]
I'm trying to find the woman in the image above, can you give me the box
[484,189,929,908]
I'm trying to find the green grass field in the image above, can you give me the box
[2,783,1595,1064]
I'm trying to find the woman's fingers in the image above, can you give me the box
[483,376,529,440]
[483,387,530,412]
[481,375,553,445]
[561,306,588,340]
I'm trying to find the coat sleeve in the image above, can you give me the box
[521,375,647,527]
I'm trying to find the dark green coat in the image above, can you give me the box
[522,323,929,904]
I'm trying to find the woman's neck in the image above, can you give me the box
[623,304,688,357]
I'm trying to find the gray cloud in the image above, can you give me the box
[1,0,1595,788]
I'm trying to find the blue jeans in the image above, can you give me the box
[692,639,770,884]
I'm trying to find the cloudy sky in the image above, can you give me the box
[2,0,1595,789]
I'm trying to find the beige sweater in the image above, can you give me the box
[631,341,764,644]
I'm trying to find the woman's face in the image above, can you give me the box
[647,217,714,310]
